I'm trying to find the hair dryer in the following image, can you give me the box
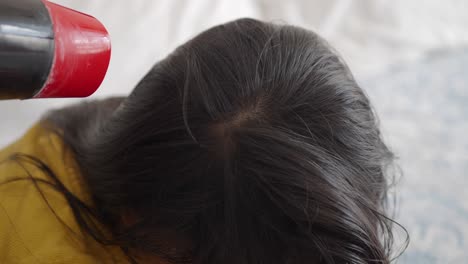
[0,0,111,100]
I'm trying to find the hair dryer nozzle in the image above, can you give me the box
[33,0,111,98]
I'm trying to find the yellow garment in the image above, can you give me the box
[0,123,129,264]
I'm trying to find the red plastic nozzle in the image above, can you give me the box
[35,0,111,98]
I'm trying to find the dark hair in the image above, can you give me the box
[40,18,406,263]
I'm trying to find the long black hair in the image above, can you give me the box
[25,18,406,263]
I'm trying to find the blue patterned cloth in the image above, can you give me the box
[362,48,468,263]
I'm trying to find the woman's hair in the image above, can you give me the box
[41,18,405,263]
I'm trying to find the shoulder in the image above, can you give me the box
[0,122,84,197]
[0,122,126,263]
[0,98,129,263]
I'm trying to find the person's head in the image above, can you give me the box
[54,18,402,263]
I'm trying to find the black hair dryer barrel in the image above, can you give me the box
[0,0,111,100]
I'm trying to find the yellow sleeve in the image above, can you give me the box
[0,123,127,263]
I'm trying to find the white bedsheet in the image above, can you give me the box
[54,0,468,96]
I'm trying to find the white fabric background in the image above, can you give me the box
[1,1,468,262]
